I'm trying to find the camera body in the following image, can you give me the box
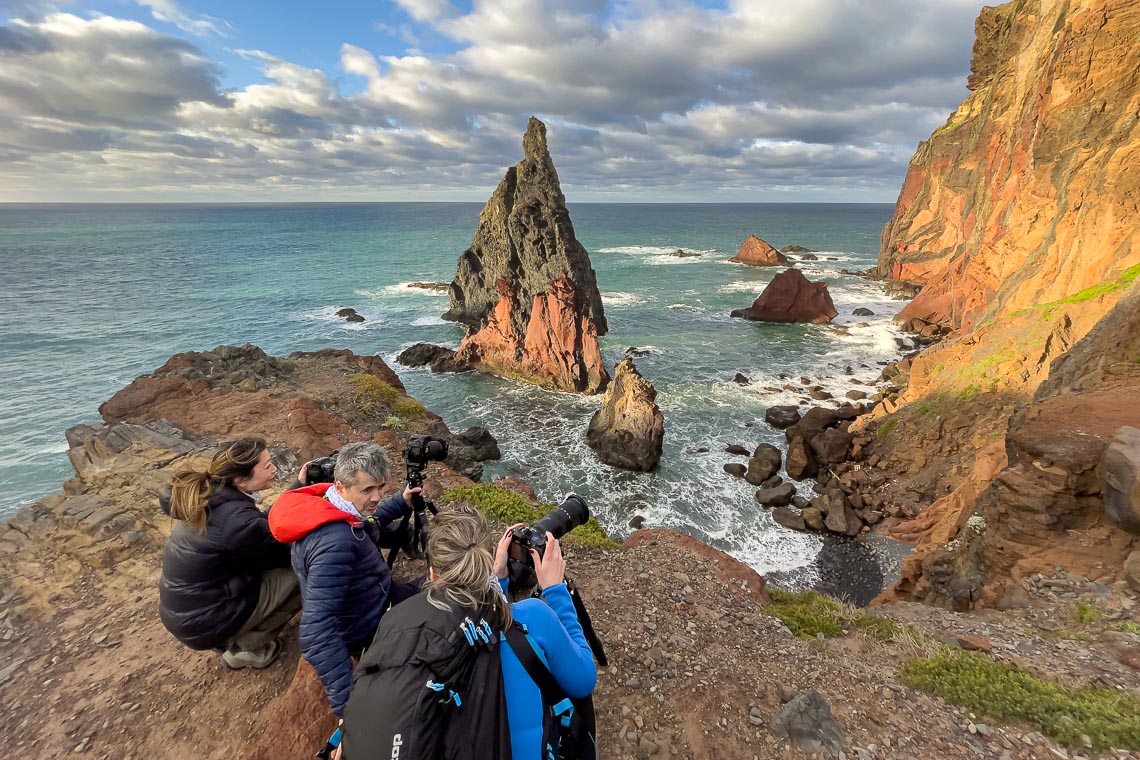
[510,494,590,564]
[305,455,338,485]
[403,434,449,471]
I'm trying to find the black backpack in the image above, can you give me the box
[341,593,512,760]
[503,624,599,760]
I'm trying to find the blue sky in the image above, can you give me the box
[0,0,989,202]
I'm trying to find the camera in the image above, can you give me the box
[305,455,338,484]
[510,494,590,563]
[403,434,449,471]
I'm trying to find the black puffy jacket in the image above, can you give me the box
[158,485,292,650]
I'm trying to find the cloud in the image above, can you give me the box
[0,0,989,201]
[134,0,232,37]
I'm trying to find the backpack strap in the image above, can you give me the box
[503,625,575,726]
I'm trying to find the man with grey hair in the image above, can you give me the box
[269,442,423,719]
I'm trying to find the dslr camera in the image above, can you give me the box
[403,434,449,474]
[510,494,590,565]
[305,455,338,485]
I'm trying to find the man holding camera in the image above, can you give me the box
[269,441,423,719]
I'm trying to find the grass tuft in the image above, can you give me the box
[900,651,1140,750]
[441,484,618,550]
[1110,621,1140,635]
[876,417,900,439]
[347,374,425,419]
[1072,600,1106,626]
[764,589,845,638]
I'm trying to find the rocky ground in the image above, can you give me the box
[2,344,1138,759]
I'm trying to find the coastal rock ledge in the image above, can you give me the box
[444,117,610,394]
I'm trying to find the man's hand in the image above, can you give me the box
[401,485,423,507]
[297,461,313,486]
[532,533,566,590]
[494,524,526,579]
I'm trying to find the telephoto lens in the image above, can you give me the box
[533,494,590,542]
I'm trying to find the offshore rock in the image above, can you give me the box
[729,234,789,266]
[396,343,470,373]
[875,0,1140,331]
[445,117,609,394]
[586,357,664,471]
[730,269,838,324]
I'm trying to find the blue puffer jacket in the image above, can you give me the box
[269,483,408,716]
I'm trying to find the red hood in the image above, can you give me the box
[269,483,361,543]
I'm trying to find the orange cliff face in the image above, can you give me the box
[876,0,1140,332]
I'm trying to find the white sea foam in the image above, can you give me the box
[357,282,450,299]
[299,306,380,331]
[601,292,643,306]
[719,280,769,294]
[411,315,449,327]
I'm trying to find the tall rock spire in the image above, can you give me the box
[444,117,610,394]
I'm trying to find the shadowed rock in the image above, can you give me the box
[730,269,838,324]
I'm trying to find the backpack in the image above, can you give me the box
[504,625,598,760]
[341,593,512,760]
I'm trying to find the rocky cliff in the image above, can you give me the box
[875,0,1140,332]
[445,117,610,394]
[586,357,664,471]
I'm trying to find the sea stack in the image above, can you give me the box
[586,357,664,471]
[730,234,790,266]
[444,117,609,394]
[730,268,838,323]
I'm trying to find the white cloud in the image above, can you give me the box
[0,0,990,201]
[134,0,231,37]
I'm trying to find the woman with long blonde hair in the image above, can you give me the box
[159,437,300,669]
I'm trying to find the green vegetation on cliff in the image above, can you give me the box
[900,650,1140,750]
[441,484,617,549]
[347,374,425,419]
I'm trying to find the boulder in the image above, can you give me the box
[671,249,701,258]
[745,444,782,485]
[408,281,450,291]
[732,372,751,384]
[446,117,609,394]
[1125,550,1140,593]
[786,407,841,444]
[852,307,875,316]
[456,426,501,461]
[769,689,844,756]
[811,428,853,465]
[803,507,825,531]
[824,501,863,537]
[730,234,789,266]
[1103,426,1140,534]
[771,507,806,532]
[723,463,747,478]
[586,357,664,471]
[730,269,838,324]
[755,483,797,507]
[765,406,801,429]
[780,245,815,254]
[725,444,750,456]
[785,436,818,481]
[845,390,868,401]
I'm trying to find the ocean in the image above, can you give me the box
[1,202,903,594]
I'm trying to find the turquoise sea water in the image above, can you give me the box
[1,203,902,590]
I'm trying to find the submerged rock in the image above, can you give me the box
[730,269,838,324]
[445,117,609,394]
[586,357,664,471]
[396,343,470,374]
[730,234,790,267]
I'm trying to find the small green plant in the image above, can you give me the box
[900,650,1140,750]
[441,484,618,550]
[383,415,405,430]
[876,417,900,439]
[1072,600,1106,626]
[347,373,425,419]
[764,589,844,638]
[1028,626,1094,642]
[1110,621,1140,635]
[853,613,902,642]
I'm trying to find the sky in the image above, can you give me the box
[0,0,989,203]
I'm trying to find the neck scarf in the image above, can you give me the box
[326,485,362,521]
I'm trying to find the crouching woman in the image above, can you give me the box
[159,437,301,669]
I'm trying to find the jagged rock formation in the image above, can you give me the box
[730,235,790,267]
[875,0,1140,332]
[730,269,838,324]
[586,357,664,471]
[444,117,609,394]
